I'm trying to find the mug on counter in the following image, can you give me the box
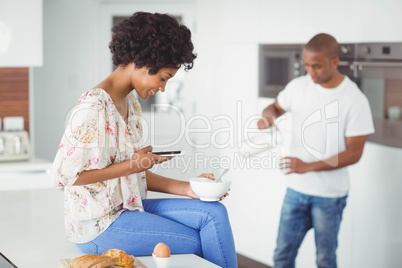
[388,106,401,120]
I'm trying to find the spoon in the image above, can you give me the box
[216,168,229,183]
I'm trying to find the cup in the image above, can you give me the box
[153,254,171,268]
[278,157,291,174]
[388,106,401,120]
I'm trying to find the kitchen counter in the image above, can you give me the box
[0,189,81,267]
[0,157,52,191]
[0,157,213,267]
[0,189,219,268]
[0,157,52,173]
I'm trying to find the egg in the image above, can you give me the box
[153,243,162,255]
[153,242,171,258]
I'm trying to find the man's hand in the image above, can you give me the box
[280,157,311,174]
[258,100,286,130]
[257,114,276,130]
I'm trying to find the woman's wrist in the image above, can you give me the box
[122,159,135,176]
[125,154,149,175]
[173,180,191,197]
[183,181,193,197]
[111,160,137,177]
[168,180,192,197]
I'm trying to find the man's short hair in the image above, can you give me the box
[305,33,339,59]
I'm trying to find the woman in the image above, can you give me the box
[51,12,237,268]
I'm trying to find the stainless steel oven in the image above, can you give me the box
[339,43,402,148]
[259,44,305,98]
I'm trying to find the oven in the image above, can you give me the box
[339,43,402,148]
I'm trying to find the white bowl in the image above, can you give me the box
[189,177,231,202]
[153,254,171,268]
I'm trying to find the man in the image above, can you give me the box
[258,33,374,268]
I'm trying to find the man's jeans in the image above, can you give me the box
[76,198,237,268]
[274,188,347,268]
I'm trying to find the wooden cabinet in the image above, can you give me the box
[0,68,29,132]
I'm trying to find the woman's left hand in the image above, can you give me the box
[186,173,230,201]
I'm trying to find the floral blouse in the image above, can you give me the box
[51,88,147,243]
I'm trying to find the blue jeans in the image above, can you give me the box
[273,188,347,268]
[76,198,237,268]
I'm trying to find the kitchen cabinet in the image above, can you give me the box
[0,68,30,132]
[0,0,43,67]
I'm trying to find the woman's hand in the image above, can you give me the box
[186,173,230,201]
[129,146,172,173]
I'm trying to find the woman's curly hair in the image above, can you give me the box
[109,12,197,74]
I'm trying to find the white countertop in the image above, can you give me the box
[137,254,220,267]
[0,189,81,267]
[0,157,52,173]
[0,157,52,191]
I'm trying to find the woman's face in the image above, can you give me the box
[133,66,179,99]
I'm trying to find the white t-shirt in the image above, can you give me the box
[277,75,375,198]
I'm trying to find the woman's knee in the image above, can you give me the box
[201,201,229,219]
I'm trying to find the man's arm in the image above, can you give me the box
[283,135,368,174]
[258,100,287,129]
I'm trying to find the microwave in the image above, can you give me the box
[259,44,305,98]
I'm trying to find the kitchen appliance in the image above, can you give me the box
[0,117,31,162]
[259,42,402,148]
[259,44,305,98]
[338,43,402,148]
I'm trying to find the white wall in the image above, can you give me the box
[33,0,402,267]
[33,0,99,161]
[0,0,43,67]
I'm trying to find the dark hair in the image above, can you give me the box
[109,12,197,74]
[305,33,339,59]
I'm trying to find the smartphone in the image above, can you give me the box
[149,150,184,157]
[0,252,18,268]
